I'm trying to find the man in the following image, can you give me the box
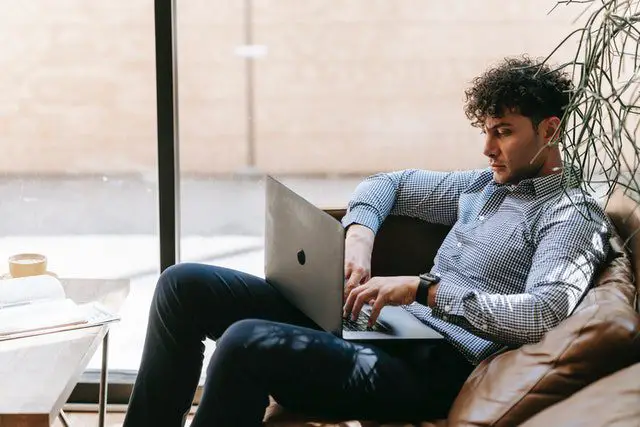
[123,56,610,427]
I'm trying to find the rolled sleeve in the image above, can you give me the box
[341,205,380,234]
[341,169,487,233]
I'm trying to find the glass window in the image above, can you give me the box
[0,0,585,396]
[0,1,158,373]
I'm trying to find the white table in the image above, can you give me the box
[0,278,129,427]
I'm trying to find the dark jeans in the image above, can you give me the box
[122,263,474,427]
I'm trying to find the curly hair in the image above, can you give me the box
[463,56,574,130]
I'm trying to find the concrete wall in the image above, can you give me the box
[1,1,579,176]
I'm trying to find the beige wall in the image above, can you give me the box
[0,1,580,176]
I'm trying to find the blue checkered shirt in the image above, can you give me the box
[341,168,611,365]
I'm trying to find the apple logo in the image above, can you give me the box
[297,249,306,265]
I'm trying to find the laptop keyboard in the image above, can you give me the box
[343,311,390,332]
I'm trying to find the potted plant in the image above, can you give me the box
[543,0,639,207]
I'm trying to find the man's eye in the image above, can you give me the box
[498,131,511,136]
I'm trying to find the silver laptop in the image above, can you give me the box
[265,175,443,341]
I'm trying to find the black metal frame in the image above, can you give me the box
[155,0,181,272]
[69,0,180,405]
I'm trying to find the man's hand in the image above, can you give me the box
[343,224,375,299]
[343,276,420,327]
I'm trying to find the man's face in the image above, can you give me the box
[482,112,551,184]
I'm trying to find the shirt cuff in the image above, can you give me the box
[341,206,381,234]
[432,280,466,321]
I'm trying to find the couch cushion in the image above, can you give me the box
[520,362,640,427]
[446,233,640,427]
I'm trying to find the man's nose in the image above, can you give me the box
[483,135,498,158]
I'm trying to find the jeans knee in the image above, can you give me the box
[155,262,219,304]
[215,319,285,356]
[218,318,264,345]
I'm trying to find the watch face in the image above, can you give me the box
[420,272,440,283]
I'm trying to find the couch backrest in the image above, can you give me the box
[604,190,640,313]
[325,209,450,277]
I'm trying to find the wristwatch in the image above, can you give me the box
[416,272,440,306]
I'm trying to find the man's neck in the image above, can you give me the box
[536,149,564,178]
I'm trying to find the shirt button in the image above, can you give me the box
[478,215,485,221]
[456,242,462,248]
[481,324,488,331]
[442,315,449,322]
[444,305,451,312]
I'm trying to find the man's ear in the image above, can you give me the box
[543,116,561,142]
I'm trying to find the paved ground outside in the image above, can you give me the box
[0,175,365,379]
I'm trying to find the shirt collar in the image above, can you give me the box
[513,173,562,197]
[487,166,579,198]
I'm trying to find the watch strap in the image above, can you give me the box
[416,273,440,306]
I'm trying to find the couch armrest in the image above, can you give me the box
[520,362,640,427]
[324,209,451,277]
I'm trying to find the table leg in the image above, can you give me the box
[58,330,109,427]
[98,331,109,427]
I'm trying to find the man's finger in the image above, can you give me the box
[344,265,352,281]
[344,270,363,297]
[343,283,363,317]
[346,269,362,288]
[368,292,388,326]
[351,287,377,321]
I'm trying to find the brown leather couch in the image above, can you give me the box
[263,190,640,427]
